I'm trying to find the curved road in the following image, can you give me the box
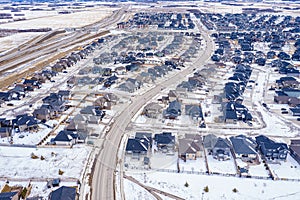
[91,17,214,200]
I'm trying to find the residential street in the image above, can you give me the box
[91,18,214,200]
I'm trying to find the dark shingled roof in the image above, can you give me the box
[49,186,76,200]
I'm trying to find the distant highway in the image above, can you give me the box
[0,6,128,89]
[91,14,214,200]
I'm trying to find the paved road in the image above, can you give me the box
[91,15,214,200]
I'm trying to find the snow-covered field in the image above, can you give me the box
[0,146,90,179]
[128,171,300,200]
[0,32,42,53]
[124,179,156,200]
[0,7,116,30]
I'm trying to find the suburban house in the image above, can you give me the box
[230,135,258,162]
[178,134,203,161]
[0,92,13,101]
[212,137,231,161]
[163,100,181,119]
[255,135,288,160]
[23,79,41,90]
[93,93,119,110]
[13,114,38,132]
[290,108,300,116]
[154,132,175,152]
[185,104,203,121]
[58,90,72,101]
[223,102,252,123]
[143,102,163,118]
[42,93,66,116]
[52,130,78,146]
[125,137,150,159]
[281,88,300,98]
[203,133,218,154]
[65,119,88,133]
[168,90,180,102]
[48,186,77,200]
[118,81,137,93]
[0,127,10,138]
[33,108,51,121]
[289,139,300,165]
[135,132,152,148]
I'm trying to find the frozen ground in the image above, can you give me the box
[0,145,90,179]
[269,154,300,179]
[124,179,156,200]
[128,171,300,200]
[0,32,42,53]
[178,157,207,173]
[150,152,178,171]
[0,7,116,29]
[0,125,51,145]
[206,153,237,175]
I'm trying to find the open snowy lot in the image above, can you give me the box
[0,146,90,179]
[0,7,116,30]
[128,171,300,200]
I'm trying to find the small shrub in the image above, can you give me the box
[40,156,45,160]
[184,182,189,187]
[58,169,64,175]
[31,153,39,159]
[204,186,209,193]
[21,188,27,199]
[232,188,238,193]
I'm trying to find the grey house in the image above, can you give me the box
[48,186,77,200]
[203,134,218,154]
[154,132,175,152]
[290,139,300,165]
[143,102,163,118]
[230,135,258,161]
[212,138,231,161]
[33,108,51,121]
[118,81,136,93]
[185,105,203,121]
[256,135,288,160]
[203,134,231,160]
[163,100,181,119]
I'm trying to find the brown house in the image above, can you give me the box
[178,134,203,161]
